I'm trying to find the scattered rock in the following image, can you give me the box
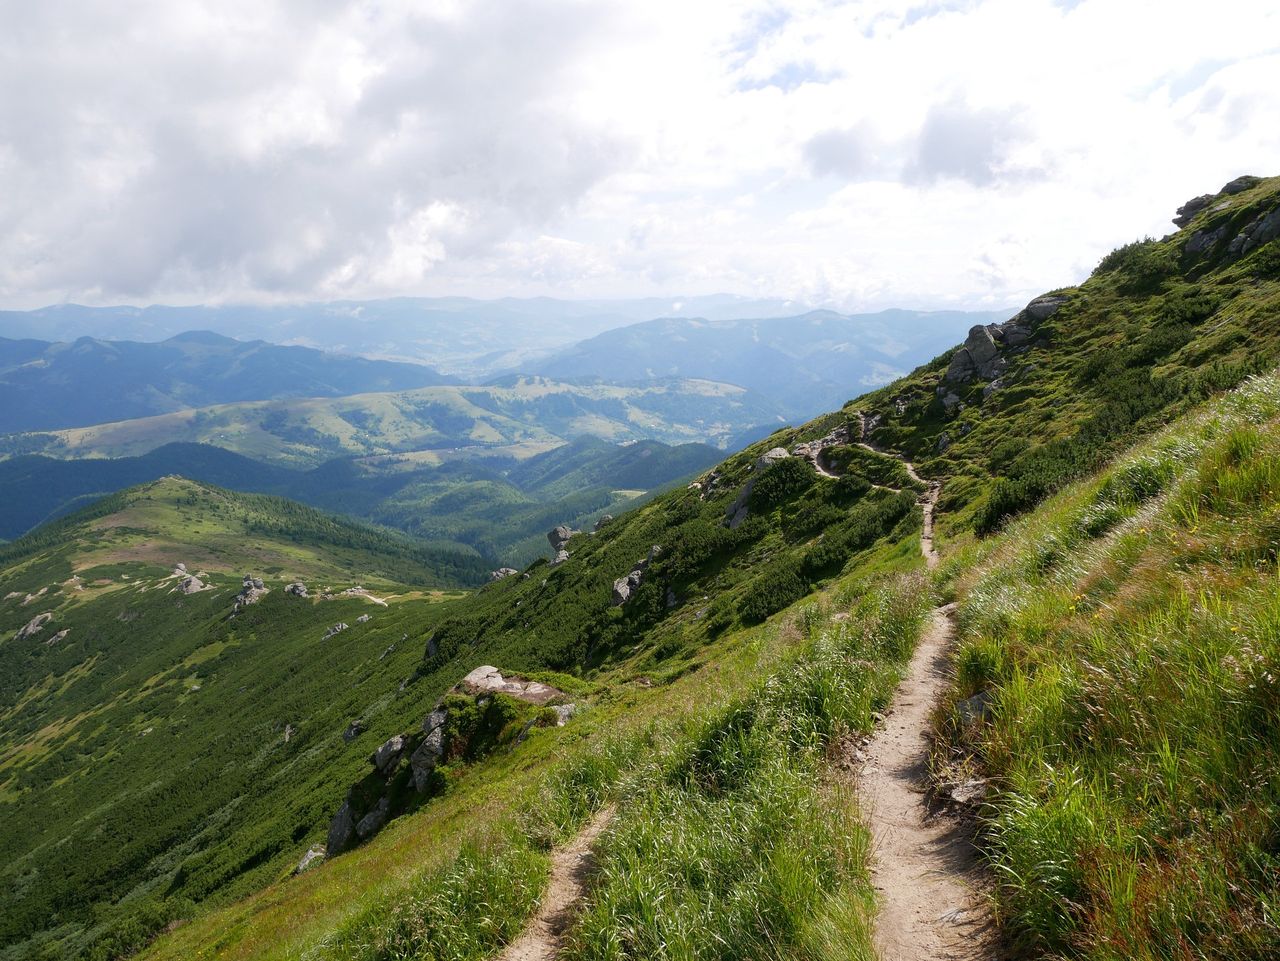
[612,545,664,606]
[594,514,613,531]
[955,690,992,726]
[15,612,53,641]
[410,709,449,791]
[940,390,962,413]
[343,720,366,742]
[283,723,296,743]
[378,642,397,661]
[982,378,1005,400]
[46,629,70,645]
[1221,174,1261,195]
[285,582,309,597]
[489,567,520,581]
[294,845,326,874]
[178,575,206,594]
[323,622,349,639]
[1173,193,1214,227]
[174,563,187,574]
[831,612,851,624]
[551,549,570,566]
[936,432,952,454]
[356,614,371,624]
[370,734,408,774]
[793,425,853,472]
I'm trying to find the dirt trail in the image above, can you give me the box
[846,408,993,958]
[857,606,995,960]
[498,806,614,961]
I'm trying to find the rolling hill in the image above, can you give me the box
[1,376,780,468]
[0,331,455,434]
[0,438,723,567]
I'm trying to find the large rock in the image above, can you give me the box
[1221,175,1261,195]
[551,549,570,566]
[547,525,575,552]
[1187,225,1228,256]
[355,798,390,839]
[1024,295,1069,321]
[459,665,564,705]
[945,325,1004,383]
[232,574,269,613]
[370,734,408,774]
[178,575,206,594]
[326,800,356,855]
[410,709,449,791]
[1228,205,1280,257]
[489,567,519,581]
[612,571,644,606]
[285,582,308,597]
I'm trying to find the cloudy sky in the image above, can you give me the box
[1,0,1277,312]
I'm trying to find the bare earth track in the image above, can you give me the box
[497,806,615,961]
[848,422,995,959]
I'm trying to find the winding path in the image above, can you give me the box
[846,410,994,959]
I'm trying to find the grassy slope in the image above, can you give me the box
[3,377,780,468]
[855,174,1280,540]
[936,372,1280,959]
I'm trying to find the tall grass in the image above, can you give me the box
[566,573,930,961]
[942,373,1280,959]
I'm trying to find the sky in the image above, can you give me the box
[1,0,1278,313]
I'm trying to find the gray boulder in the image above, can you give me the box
[355,798,390,839]
[612,571,643,606]
[1173,193,1214,227]
[547,525,575,552]
[1024,295,1068,321]
[356,614,371,624]
[323,622,349,639]
[409,709,449,791]
[945,325,1006,384]
[489,567,519,581]
[285,582,308,597]
[342,720,366,743]
[551,549,570,566]
[178,575,206,594]
[1221,175,1261,195]
[326,800,356,855]
[1228,205,1280,257]
[370,734,408,774]
[551,704,577,726]
[1187,225,1228,256]
[233,574,269,613]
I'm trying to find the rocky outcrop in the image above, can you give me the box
[356,614,371,624]
[1228,205,1280,257]
[945,325,1003,383]
[46,629,70,645]
[370,734,408,774]
[612,545,663,607]
[551,549,570,566]
[726,448,791,528]
[547,525,574,552]
[232,575,268,613]
[1173,193,1214,227]
[16,612,52,641]
[1187,225,1229,256]
[326,800,356,855]
[355,798,390,839]
[409,709,448,791]
[489,567,519,581]
[343,720,366,742]
[460,665,565,705]
[285,582,308,597]
[323,622,349,639]
[944,294,1063,386]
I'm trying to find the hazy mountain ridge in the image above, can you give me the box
[529,307,1009,420]
[0,330,455,434]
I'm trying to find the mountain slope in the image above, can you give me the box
[3,376,779,467]
[0,331,455,434]
[531,308,1008,420]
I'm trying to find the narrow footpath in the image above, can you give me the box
[848,423,996,959]
[497,806,614,961]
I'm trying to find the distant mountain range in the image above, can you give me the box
[530,308,1009,420]
[0,330,453,433]
[0,295,809,379]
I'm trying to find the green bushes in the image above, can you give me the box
[748,457,815,511]
[1094,237,1179,292]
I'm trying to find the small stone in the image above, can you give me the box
[294,845,326,874]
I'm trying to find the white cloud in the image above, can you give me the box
[0,0,1278,311]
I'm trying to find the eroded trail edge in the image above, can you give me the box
[498,806,614,961]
